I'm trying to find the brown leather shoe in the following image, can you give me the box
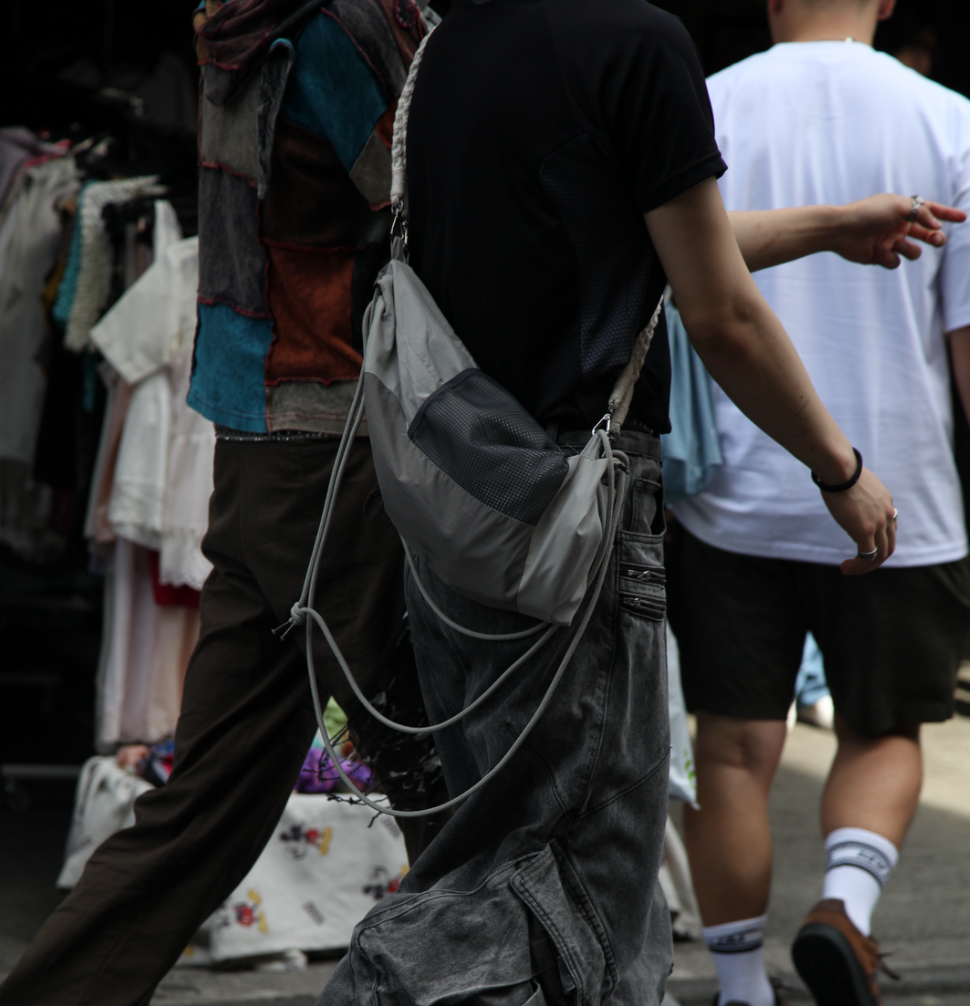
[792,898,894,1005]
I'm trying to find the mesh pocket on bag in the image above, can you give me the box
[410,370,569,526]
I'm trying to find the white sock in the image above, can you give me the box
[822,827,899,936]
[703,915,774,1006]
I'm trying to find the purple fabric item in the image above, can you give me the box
[295,748,375,794]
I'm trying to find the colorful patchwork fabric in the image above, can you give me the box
[189,0,424,433]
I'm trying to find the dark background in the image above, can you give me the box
[1,0,967,138]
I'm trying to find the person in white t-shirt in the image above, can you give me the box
[668,2,970,1005]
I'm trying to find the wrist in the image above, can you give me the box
[822,204,848,254]
[812,445,861,490]
[813,442,861,484]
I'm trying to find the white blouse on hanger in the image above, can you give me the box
[90,226,214,589]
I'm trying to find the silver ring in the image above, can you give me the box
[908,195,925,222]
[857,547,878,560]
[893,507,898,524]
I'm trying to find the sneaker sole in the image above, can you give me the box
[792,922,879,1006]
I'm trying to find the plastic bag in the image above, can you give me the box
[666,623,697,805]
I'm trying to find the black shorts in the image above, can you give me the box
[666,525,970,736]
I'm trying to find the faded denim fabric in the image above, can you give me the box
[319,430,673,1006]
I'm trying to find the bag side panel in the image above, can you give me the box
[517,452,606,625]
[365,373,533,612]
[380,259,477,426]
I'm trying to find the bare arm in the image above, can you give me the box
[646,177,896,573]
[730,195,965,273]
[949,326,970,426]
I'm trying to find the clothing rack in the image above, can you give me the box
[0,121,202,802]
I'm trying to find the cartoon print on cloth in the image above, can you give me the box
[179,795,410,964]
[279,823,333,859]
[220,889,268,933]
[363,864,409,901]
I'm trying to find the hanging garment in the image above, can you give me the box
[144,604,198,741]
[660,300,722,506]
[150,551,201,607]
[108,370,172,550]
[89,233,211,746]
[32,206,84,491]
[83,202,183,546]
[96,539,199,747]
[160,334,215,589]
[0,459,54,560]
[64,175,163,353]
[98,539,159,746]
[0,154,80,465]
[0,171,25,277]
[0,127,60,207]
[90,234,213,587]
[83,365,134,546]
[52,182,89,330]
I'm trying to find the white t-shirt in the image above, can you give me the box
[675,41,970,567]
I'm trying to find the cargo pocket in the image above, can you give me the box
[510,843,617,1006]
[346,859,548,1006]
[344,845,615,1006]
[617,532,666,623]
[624,478,665,538]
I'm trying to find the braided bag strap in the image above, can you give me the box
[607,295,664,437]
[390,27,436,218]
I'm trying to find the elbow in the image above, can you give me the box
[679,292,761,358]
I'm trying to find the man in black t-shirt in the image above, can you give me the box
[319,3,897,1006]
[408,0,724,435]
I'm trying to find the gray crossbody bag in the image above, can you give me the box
[281,28,663,817]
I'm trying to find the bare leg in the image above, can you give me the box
[683,712,788,925]
[821,715,921,845]
[790,716,923,1001]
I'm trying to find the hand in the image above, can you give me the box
[819,468,897,575]
[832,194,966,269]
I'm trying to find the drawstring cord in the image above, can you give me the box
[299,440,627,818]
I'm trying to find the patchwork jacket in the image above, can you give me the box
[190,0,425,433]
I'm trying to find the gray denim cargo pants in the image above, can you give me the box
[319,430,672,1006]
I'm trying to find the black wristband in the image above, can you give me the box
[812,448,863,493]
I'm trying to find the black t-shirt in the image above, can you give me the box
[407,0,726,433]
